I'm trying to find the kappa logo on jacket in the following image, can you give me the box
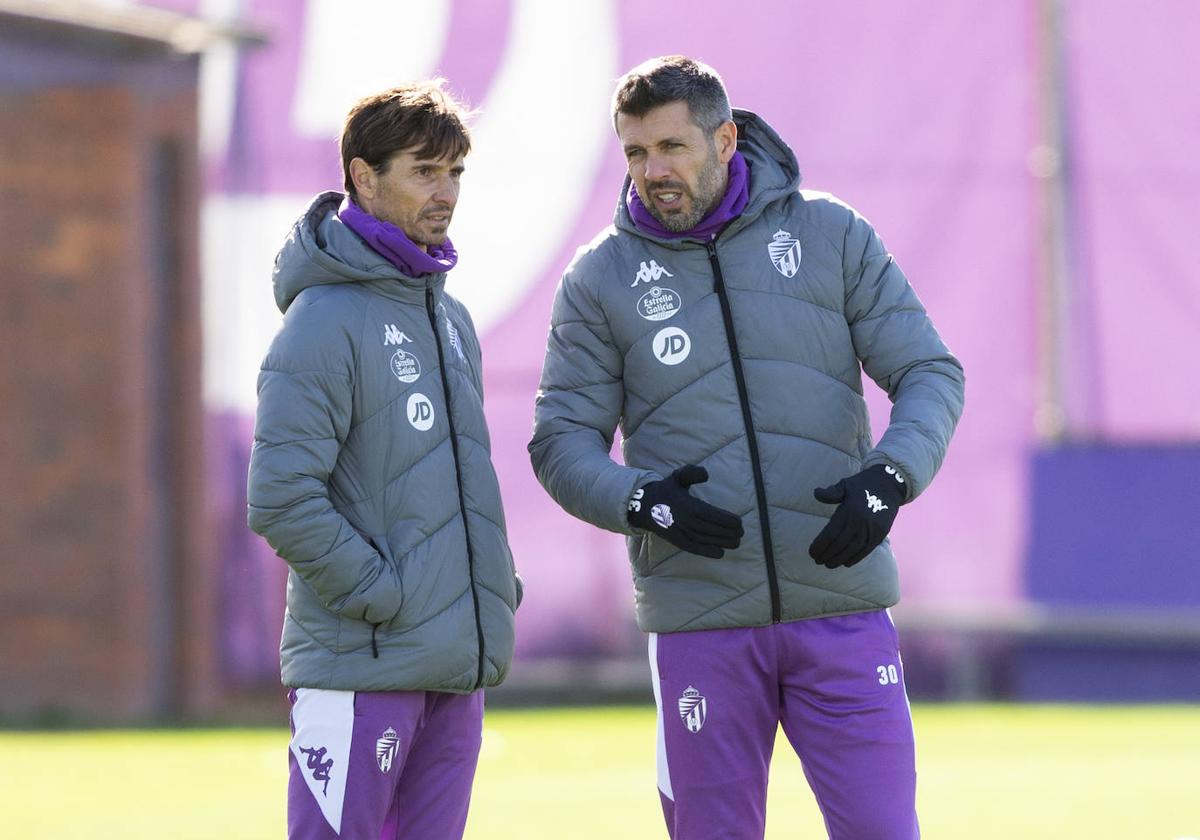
[383,324,412,345]
[768,229,801,278]
[631,259,674,287]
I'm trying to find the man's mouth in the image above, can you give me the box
[649,185,687,211]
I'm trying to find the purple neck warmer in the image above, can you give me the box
[627,151,750,240]
[338,197,457,277]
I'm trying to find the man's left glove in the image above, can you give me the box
[808,464,907,569]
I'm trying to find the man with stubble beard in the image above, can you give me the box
[530,56,964,839]
[248,81,521,840]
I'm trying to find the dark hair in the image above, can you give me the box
[340,80,471,197]
[611,56,732,132]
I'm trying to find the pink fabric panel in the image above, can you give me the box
[1063,1,1200,438]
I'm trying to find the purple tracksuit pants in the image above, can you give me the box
[287,688,483,840]
[650,610,919,839]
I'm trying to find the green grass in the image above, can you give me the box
[4,705,1199,839]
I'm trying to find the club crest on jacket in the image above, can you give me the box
[768,229,801,278]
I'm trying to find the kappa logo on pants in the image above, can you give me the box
[298,745,334,795]
[678,686,707,733]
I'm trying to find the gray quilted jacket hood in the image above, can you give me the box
[249,192,519,691]
[529,110,964,632]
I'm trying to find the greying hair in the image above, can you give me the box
[611,56,732,132]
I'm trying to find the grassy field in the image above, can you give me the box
[4,704,1199,839]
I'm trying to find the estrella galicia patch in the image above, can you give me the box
[390,349,421,383]
[636,286,681,321]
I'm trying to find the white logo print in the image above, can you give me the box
[678,686,707,733]
[376,727,400,773]
[650,504,674,529]
[383,324,411,346]
[445,317,467,363]
[390,350,421,383]
[865,491,889,514]
[407,393,435,431]
[628,487,645,513]
[631,259,674,287]
[636,286,682,321]
[653,326,691,366]
[884,465,905,484]
[768,229,802,278]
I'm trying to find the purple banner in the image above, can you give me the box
[168,0,1198,684]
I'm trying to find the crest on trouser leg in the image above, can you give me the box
[678,686,707,733]
[376,727,400,773]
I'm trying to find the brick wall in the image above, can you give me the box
[0,80,215,721]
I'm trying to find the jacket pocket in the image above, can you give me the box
[360,534,404,651]
[633,532,675,576]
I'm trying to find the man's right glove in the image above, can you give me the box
[627,465,744,559]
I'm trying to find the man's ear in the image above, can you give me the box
[714,120,738,165]
[349,157,376,199]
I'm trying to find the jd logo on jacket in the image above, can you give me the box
[407,393,434,431]
[654,327,691,365]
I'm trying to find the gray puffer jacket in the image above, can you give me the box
[248,192,520,692]
[529,110,964,633]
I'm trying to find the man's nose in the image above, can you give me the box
[432,175,458,205]
[643,152,671,183]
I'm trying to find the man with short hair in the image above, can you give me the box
[529,56,964,839]
[248,81,521,840]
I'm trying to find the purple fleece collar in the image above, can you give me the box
[627,151,749,240]
[337,197,457,277]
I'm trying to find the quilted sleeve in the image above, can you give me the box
[528,258,661,534]
[246,292,404,623]
[841,209,966,500]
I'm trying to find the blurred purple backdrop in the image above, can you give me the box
[136,0,1198,685]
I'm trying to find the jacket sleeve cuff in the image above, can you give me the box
[862,453,915,502]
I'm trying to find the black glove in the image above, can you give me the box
[808,464,907,569]
[627,465,744,559]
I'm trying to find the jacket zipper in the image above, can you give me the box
[705,240,782,623]
[426,287,486,689]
